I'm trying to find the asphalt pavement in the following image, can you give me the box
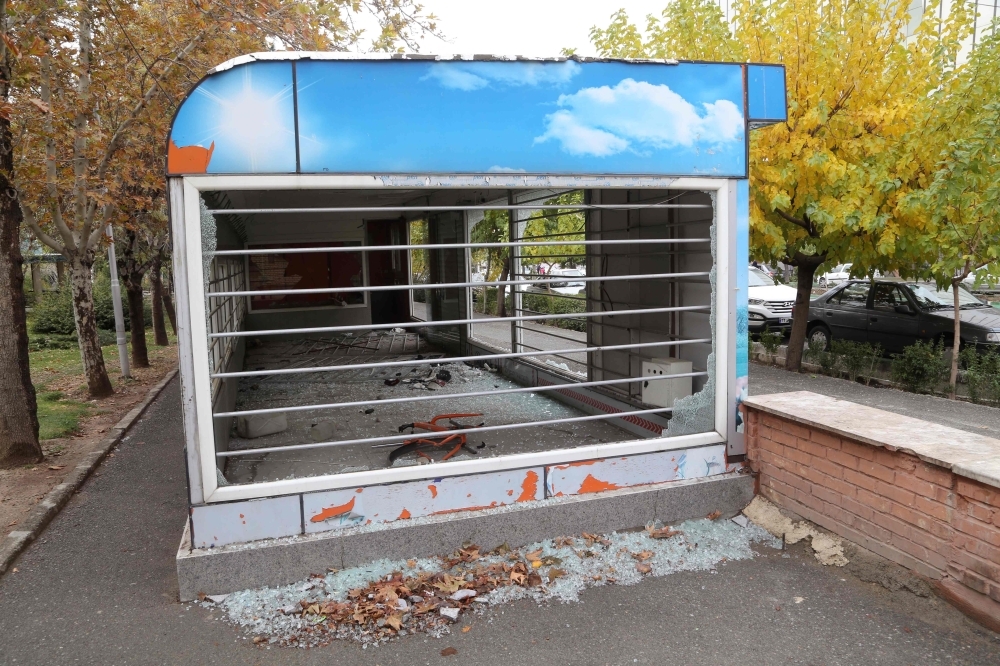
[1,377,999,665]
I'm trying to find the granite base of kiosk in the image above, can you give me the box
[176,471,753,601]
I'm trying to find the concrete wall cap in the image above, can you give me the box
[744,391,1000,490]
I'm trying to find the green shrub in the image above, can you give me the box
[831,339,883,384]
[890,339,946,394]
[522,291,586,332]
[961,346,1000,406]
[31,287,76,335]
[805,337,842,376]
[31,267,150,336]
[758,328,782,363]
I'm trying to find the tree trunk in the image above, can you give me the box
[69,258,114,397]
[950,279,962,399]
[496,253,510,318]
[161,267,177,335]
[125,278,149,367]
[482,253,492,314]
[0,135,41,466]
[150,253,168,346]
[786,258,824,372]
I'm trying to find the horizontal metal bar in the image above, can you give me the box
[213,371,707,419]
[512,324,586,345]
[209,203,711,216]
[209,271,710,298]
[210,304,709,338]
[211,338,711,379]
[213,237,711,256]
[216,405,676,458]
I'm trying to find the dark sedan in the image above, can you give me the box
[806,279,1000,353]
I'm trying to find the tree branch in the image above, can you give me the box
[21,200,66,256]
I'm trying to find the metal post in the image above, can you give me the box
[105,225,131,378]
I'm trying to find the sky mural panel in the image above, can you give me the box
[168,57,786,176]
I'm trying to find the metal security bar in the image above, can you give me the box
[208,202,712,216]
[211,338,710,379]
[210,237,712,256]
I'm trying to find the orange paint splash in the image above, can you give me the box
[516,470,539,502]
[397,508,411,520]
[577,474,621,495]
[310,497,356,523]
[167,140,214,173]
[507,489,514,496]
[355,488,364,493]
[428,484,438,498]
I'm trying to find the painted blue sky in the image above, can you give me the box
[170,59,753,176]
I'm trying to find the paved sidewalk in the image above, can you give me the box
[0,378,998,665]
[749,363,1000,438]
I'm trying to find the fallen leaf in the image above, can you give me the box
[462,626,471,633]
[531,560,543,569]
[632,550,654,562]
[636,563,652,574]
[441,647,458,656]
[553,536,575,548]
[793,597,805,604]
[647,526,683,539]
[525,548,543,562]
[406,559,416,568]
[11,567,18,573]
[547,567,566,583]
[510,570,526,585]
[707,510,722,521]
[457,545,480,561]
[385,613,403,630]
[47,465,65,471]
[7,521,16,527]
[252,636,267,644]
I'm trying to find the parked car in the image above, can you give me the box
[748,267,797,332]
[963,267,1000,294]
[817,263,852,288]
[805,279,1000,354]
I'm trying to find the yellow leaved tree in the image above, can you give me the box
[589,0,971,370]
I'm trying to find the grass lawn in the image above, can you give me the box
[28,325,178,440]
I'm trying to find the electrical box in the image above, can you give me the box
[641,358,693,408]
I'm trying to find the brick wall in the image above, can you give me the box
[744,408,1000,615]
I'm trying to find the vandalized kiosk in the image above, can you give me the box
[167,53,787,598]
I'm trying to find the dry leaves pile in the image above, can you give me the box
[239,526,689,649]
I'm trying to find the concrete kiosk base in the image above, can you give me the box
[176,472,753,601]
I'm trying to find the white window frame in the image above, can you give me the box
[171,174,735,504]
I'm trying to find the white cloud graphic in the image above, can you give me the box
[423,61,580,91]
[535,79,744,157]
[426,67,488,91]
[487,166,528,173]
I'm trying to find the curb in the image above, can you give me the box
[0,367,179,576]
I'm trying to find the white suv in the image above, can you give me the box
[748,267,797,332]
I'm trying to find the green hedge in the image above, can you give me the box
[32,268,151,335]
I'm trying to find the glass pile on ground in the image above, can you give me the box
[201,517,780,649]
